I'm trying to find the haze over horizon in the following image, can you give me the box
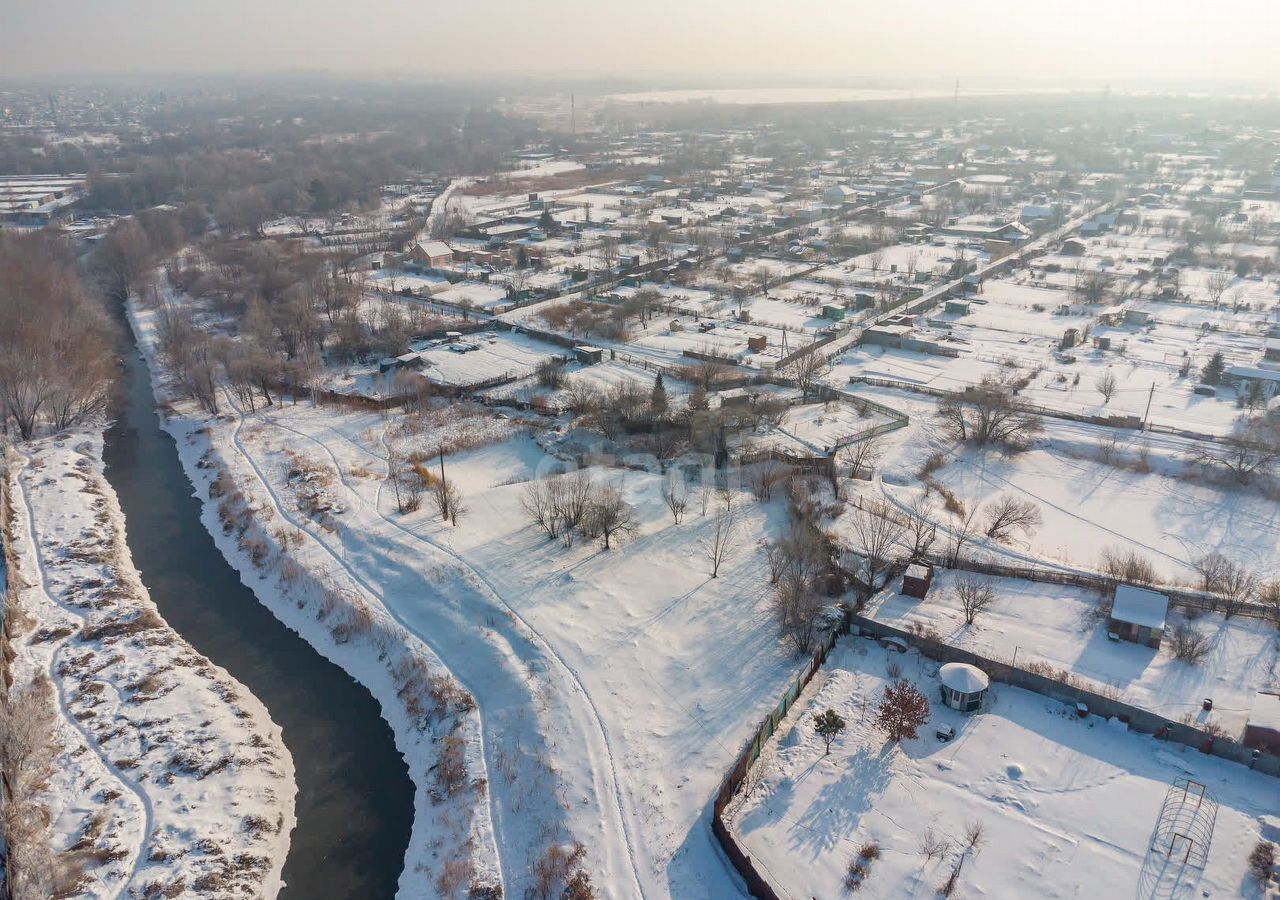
[4,0,1279,89]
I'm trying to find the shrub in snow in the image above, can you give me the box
[1248,841,1275,881]
[1169,622,1210,665]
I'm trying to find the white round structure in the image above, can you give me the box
[939,663,989,713]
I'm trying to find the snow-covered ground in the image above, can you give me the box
[831,382,1280,586]
[131,301,505,899]
[867,570,1279,735]
[131,293,808,898]
[730,636,1276,900]
[5,431,294,898]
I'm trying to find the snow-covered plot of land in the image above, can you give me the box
[6,432,294,898]
[866,570,1279,734]
[831,382,1280,585]
[416,331,561,387]
[433,281,510,311]
[730,636,1276,900]
[751,400,895,457]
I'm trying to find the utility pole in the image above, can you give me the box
[438,443,446,483]
[1142,382,1155,429]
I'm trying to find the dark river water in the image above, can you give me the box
[102,341,413,898]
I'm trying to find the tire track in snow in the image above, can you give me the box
[253,409,650,900]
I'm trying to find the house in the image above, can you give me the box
[573,346,604,366]
[901,563,933,599]
[1226,364,1280,401]
[939,663,989,713]
[1061,238,1087,256]
[1107,584,1169,648]
[822,184,858,206]
[945,300,971,316]
[1124,309,1154,326]
[1265,338,1280,363]
[1243,691,1280,754]
[409,240,454,268]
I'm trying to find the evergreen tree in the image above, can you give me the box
[650,371,668,416]
[1201,351,1226,385]
[813,708,847,756]
[688,381,709,411]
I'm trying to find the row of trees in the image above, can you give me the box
[0,231,118,440]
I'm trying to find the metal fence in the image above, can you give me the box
[710,621,848,899]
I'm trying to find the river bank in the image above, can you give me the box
[126,300,500,898]
[2,429,295,898]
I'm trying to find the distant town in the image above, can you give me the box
[1,74,1278,900]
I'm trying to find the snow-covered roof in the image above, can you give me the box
[940,662,989,694]
[1248,691,1280,733]
[415,240,453,257]
[1111,584,1169,630]
[905,564,930,581]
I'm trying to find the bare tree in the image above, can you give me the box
[849,498,906,597]
[705,505,739,577]
[433,476,466,526]
[585,483,639,550]
[1205,269,1232,308]
[1095,370,1118,404]
[771,568,825,653]
[1186,418,1280,484]
[746,459,789,501]
[943,505,981,568]
[661,476,689,524]
[954,575,998,625]
[902,494,939,562]
[840,437,882,482]
[0,232,117,440]
[936,375,1042,451]
[982,495,1042,543]
[522,476,562,539]
[785,350,827,398]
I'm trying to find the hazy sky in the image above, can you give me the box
[4,0,1279,86]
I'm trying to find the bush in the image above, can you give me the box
[1248,841,1275,880]
[1169,622,1210,664]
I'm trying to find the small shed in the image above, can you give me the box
[901,563,933,599]
[1108,584,1168,648]
[1244,691,1280,754]
[945,300,971,315]
[939,663,989,713]
[747,335,768,352]
[573,346,604,366]
[822,304,846,321]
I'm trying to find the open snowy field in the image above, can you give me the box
[866,570,1278,735]
[730,637,1276,900]
[832,382,1280,586]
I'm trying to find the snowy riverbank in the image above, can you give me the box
[3,430,295,898]
[127,300,504,898]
